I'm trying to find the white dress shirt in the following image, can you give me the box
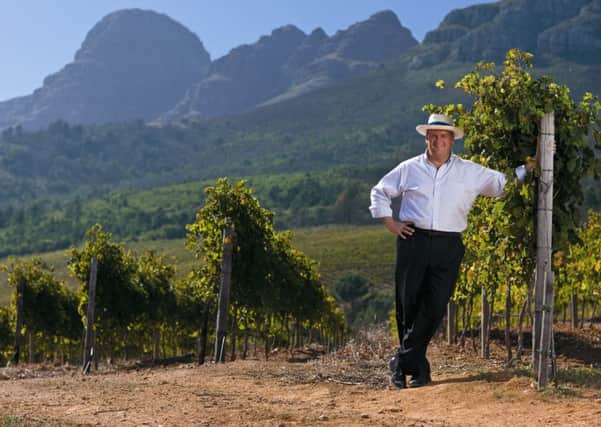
[369,153,527,232]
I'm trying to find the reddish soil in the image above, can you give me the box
[1,328,600,426]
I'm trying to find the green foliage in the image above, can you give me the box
[186,178,274,309]
[0,257,80,362]
[68,224,141,329]
[1,415,26,426]
[353,293,392,325]
[2,257,79,340]
[427,50,600,312]
[135,250,176,326]
[68,225,195,360]
[334,273,391,329]
[0,224,395,306]
[335,274,369,303]
[0,306,12,363]
[186,178,345,340]
[0,220,400,361]
[0,168,378,257]
[444,49,599,246]
[556,210,601,310]
[173,272,206,331]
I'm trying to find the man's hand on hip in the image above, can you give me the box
[382,217,415,239]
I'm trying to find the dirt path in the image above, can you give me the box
[2,357,601,427]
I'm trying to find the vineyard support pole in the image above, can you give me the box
[215,222,234,363]
[481,286,490,359]
[446,301,457,345]
[535,112,555,389]
[11,279,25,365]
[198,300,209,365]
[82,257,98,374]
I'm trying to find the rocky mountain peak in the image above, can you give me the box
[368,9,405,26]
[308,28,328,41]
[75,9,208,64]
[324,9,417,62]
[162,10,417,121]
[1,8,211,130]
[415,0,600,68]
[271,24,306,40]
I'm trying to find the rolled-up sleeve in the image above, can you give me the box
[369,164,405,218]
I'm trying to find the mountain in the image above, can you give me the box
[0,9,211,130]
[160,10,417,121]
[1,2,600,130]
[409,0,601,69]
[0,9,417,130]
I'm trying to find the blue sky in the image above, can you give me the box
[0,0,494,101]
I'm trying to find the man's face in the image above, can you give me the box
[425,129,454,161]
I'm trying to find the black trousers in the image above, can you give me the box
[394,229,465,375]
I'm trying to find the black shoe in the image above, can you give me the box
[389,353,406,389]
[408,358,431,388]
[408,373,431,388]
[391,370,407,389]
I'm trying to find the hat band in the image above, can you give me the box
[428,121,453,126]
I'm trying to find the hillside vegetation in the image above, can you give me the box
[0,169,380,256]
[0,59,599,256]
[0,224,396,309]
[2,60,599,210]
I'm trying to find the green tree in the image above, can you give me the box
[333,182,370,224]
[68,224,141,359]
[335,274,369,302]
[334,273,371,329]
[186,178,345,356]
[187,178,281,314]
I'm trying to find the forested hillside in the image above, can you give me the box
[0,169,379,256]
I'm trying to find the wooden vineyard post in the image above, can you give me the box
[446,301,457,345]
[82,257,98,374]
[570,285,577,330]
[198,300,210,365]
[481,286,490,359]
[28,331,33,363]
[533,265,541,372]
[11,279,25,365]
[214,222,234,363]
[535,112,555,389]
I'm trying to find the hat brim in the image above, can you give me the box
[416,124,464,140]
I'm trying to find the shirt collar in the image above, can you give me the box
[423,150,455,169]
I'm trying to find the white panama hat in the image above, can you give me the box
[416,113,464,140]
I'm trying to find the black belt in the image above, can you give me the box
[413,227,461,238]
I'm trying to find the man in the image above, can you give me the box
[369,113,529,389]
